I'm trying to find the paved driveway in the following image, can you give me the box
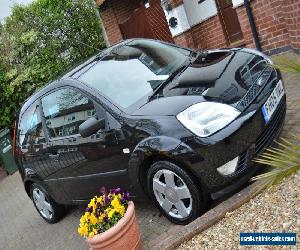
[0,172,173,249]
[0,53,299,250]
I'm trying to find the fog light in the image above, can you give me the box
[217,157,239,176]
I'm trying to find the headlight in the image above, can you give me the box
[176,102,241,137]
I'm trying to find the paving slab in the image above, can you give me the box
[0,172,173,250]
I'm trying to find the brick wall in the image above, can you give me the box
[100,6,123,45]
[283,0,300,50]
[99,0,140,45]
[99,0,299,55]
[190,15,227,49]
[236,0,300,54]
[174,15,227,50]
[173,30,195,48]
[109,0,140,24]
[173,0,299,54]
[169,0,184,8]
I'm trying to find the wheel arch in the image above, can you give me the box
[24,180,34,198]
[23,173,55,201]
[23,168,43,198]
[128,136,206,197]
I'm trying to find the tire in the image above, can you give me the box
[147,161,206,225]
[30,183,65,224]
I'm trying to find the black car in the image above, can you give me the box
[14,39,286,224]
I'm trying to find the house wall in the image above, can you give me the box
[99,0,140,45]
[235,0,300,54]
[183,0,218,27]
[190,15,227,49]
[100,6,123,45]
[172,0,300,54]
[281,0,300,52]
[173,30,196,48]
[98,0,299,55]
[173,14,227,50]
[169,0,184,8]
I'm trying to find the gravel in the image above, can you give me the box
[177,170,300,250]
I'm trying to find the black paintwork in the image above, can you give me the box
[15,39,286,205]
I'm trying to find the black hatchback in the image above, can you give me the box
[14,39,286,224]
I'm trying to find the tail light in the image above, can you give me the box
[12,120,17,157]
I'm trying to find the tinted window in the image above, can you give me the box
[41,88,96,138]
[18,100,45,149]
[78,40,190,110]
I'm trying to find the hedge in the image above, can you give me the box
[0,0,106,130]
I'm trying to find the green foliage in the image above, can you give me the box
[273,59,300,74]
[0,0,105,129]
[253,134,300,186]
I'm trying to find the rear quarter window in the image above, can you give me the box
[18,100,45,151]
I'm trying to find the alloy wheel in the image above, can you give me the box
[152,169,192,219]
[32,187,54,220]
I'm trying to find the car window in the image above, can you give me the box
[18,100,45,150]
[41,88,96,139]
[78,39,190,111]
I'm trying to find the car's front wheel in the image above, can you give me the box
[30,183,65,224]
[147,161,206,224]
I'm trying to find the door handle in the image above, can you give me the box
[49,153,60,161]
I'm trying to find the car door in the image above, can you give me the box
[41,87,131,202]
[17,99,68,201]
[18,100,45,178]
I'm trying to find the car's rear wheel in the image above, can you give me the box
[30,183,65,224]
[147,161,206,224]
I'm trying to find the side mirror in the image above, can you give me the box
[79,117,105,138]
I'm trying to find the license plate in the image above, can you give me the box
[261,80,285,124]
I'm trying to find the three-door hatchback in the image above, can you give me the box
[14,39,286,224]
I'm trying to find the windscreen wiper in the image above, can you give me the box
[148,64,188,101]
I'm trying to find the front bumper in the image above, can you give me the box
[179,92,286,197]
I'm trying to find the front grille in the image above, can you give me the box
[237,66,277,110]
[255,99,286,156]
[237,83,261,109]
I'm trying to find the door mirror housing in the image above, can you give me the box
[79,117,105,138]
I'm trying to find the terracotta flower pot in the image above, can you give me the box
[87,201,141,250]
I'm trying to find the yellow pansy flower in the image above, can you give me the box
[83,212,90,221]
[78,225,88,237]
[98,213,105,223]
[108,209,115,219]
[90,213,97,225]
[96,196,103,205]
[88,200,96,211]
[111,197,120,208]
[78,191,130,238]
[79,223,83,229]
[117,205,125,216]
[80,216,86,224]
